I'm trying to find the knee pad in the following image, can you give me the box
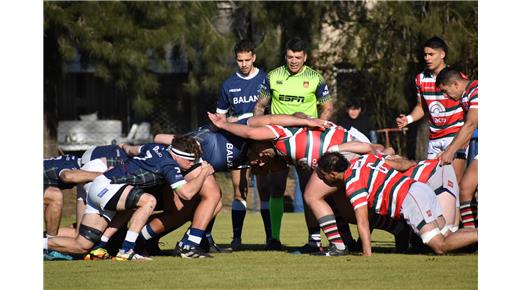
[125,187,144,209]
[79,224,103,244]
[420,228,441,244]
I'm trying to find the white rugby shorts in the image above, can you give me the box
[400,182,442,235]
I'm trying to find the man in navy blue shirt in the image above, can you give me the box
[215,39,271,250]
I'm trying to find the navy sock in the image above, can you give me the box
[232,199,247,239]
[184,228,205,247]
[260,201,271,241]
[139,224,159,241]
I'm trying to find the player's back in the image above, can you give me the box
[82,144,129,167]
[271,125,352,168]
[345,154,413,218]
[44,155,81,189]
[103,143,175,187]
[184,124,248,172]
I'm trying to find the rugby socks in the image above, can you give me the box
[260,201,272,241]
[179,228,190,247]
[121,231,139,252]
[140,224,159,241]
[183,228,205,247]
[231,199,247,240]
[269,196,284,240]
[43,237,48,250]
[318,215,346,250]
[205,218,216,244]
[460,200,478,228]
[93,235,110,249]
[307,226,322,248]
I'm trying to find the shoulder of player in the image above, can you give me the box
[267,65,287,77]
[302,65,325,79]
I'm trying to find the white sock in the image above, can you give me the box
[43,237,48,250]
[124,231,139,243]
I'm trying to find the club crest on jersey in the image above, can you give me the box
[303,81,309,88]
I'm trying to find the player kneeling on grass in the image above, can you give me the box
[307,152,477,256]
[45,137,211,260]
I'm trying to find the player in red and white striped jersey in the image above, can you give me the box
[436,67,478,228]
[208,112,377,253]
[309,152,477,256]
[396,36,467,182]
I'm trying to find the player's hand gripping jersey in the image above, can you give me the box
[44,155,82,189]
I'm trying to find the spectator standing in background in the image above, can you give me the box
[336,99,378,144]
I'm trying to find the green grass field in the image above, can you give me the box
[44,211,477,289]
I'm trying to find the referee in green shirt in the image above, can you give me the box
[253,37,333,252]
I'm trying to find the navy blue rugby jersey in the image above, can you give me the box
[44,155,82,189]
[103,143,185,189]
[184,120,249,172]
[217,69,267,119]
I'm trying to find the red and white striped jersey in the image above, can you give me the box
[266,125,354,168]
[403,159,440,183]
[343,154,414,218]
[460,80,478,112]
[416,70,465,140]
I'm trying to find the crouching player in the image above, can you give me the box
[308,152,477,256]
[43,154,103,260]
[44,136,212,260]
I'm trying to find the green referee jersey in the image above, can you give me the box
[260,65,331,118]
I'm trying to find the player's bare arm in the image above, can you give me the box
[60,169,102,184]
[354,205,372,256]
[396,95,425,128]
[253,95,271,116]
[207,112,277,140]
[438,108,478,164]
[174,161,215,200]
[154,134,175,145]
[318,101,334,120]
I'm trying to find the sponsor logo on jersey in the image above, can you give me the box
[232,95,258,104]
[226,143,234,168]
[428,101,447,125]
[97,188,108,198]
[276,80,283,85]
[279,95,304,103]
[229,88,242,93]
[153,145,163,157]
[426,209,432,217]
[303,81,309,88]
